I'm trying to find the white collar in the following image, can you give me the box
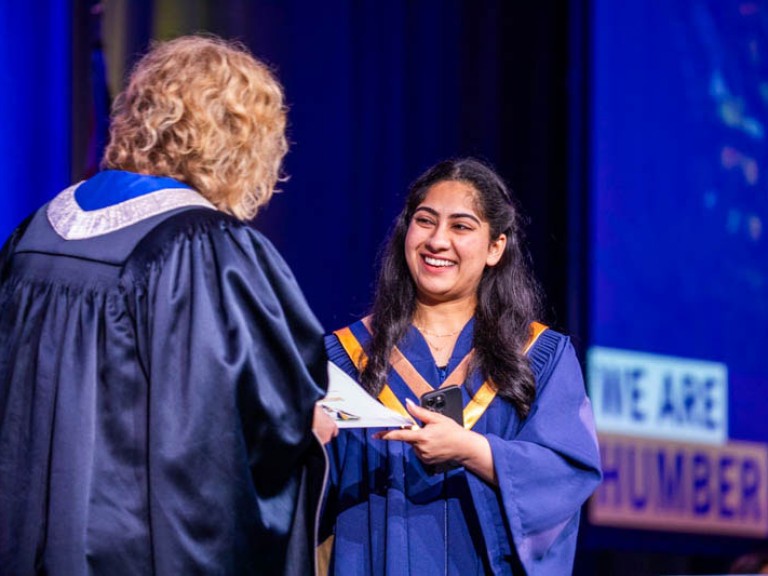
[47,182,216,240]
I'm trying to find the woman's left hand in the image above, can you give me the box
[373,398,497,485]
[313,403,339,445]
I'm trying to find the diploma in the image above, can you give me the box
[321,362,414,428]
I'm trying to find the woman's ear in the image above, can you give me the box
[486,234,507,267]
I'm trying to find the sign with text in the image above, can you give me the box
[590,433,768,538]
[587,347,728,444]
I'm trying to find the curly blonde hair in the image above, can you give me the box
[101,35,287,220]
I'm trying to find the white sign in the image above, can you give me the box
[587,347,728,444]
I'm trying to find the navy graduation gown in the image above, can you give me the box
[0,172,327,575]
[322,320,602,575]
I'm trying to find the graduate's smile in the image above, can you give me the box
[422,255,456,269]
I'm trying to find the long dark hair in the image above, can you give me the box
[361,158,544,418]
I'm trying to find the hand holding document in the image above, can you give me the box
[321,362,414,428]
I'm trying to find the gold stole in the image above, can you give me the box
[332,319,548,429]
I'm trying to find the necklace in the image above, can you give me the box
[422,336,454,359]
[423,337,450,353]
[414,324,462,338]
[414,324,461,359]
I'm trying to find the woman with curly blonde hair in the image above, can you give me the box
[103,34,288,219]
[0,35,333,575]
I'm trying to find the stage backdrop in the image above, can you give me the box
[3,1,768,575]
[581,1,768,573]
[0,0,573,334]
[0,2,71,239]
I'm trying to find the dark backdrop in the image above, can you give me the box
[68,0,574,333]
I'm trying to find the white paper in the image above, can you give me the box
[321,362,414,428]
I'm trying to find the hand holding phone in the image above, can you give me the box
[419,385,464,474]
[420,385,464,426]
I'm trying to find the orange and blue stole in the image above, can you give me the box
[332,318,548,429]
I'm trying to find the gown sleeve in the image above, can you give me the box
[123,210,328,575]
[0,215,33,281]
[466,332,603,575]
[317,333,358,541]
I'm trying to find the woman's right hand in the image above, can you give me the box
[373,399,498,485]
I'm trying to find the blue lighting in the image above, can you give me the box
[0,1,72,243]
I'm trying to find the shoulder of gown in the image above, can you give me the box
[324,319,370,379]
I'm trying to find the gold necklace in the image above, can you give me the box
[414,324,461,357]
[414,324,462,338]
[423,336,454,358]
[423,337,450,353]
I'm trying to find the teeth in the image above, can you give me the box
[424,256,454,267]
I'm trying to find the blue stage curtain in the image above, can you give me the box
[2,0,570,330]
[191,0,568,329]
[0,1,72,242]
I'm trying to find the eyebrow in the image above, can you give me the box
[414,206,482,224]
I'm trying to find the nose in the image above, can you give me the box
[426,223,450,251]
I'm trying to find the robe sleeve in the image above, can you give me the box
[466,332,602,575]
[0,214,33,282]
[123,211,328,575]
[317,333,360,541]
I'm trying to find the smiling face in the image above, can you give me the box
[404,180,507,308]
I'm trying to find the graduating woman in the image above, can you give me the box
[322,158,602,575]
[0,36,333,575]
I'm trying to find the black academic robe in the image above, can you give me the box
[0,195,327,575]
